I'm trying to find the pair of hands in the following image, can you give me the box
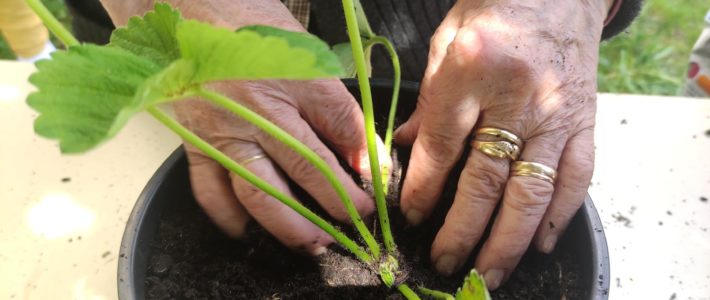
[104,0,610,290]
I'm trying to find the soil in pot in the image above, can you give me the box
[142,81,591,299]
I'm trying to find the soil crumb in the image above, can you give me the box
[612,212,632,227]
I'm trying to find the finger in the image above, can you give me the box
[394,8,463,145]
[222,143,334,255]
[475,131,568,290]
[393,101,424,145]
[424,3,464,78]
[257,113,375,223]
[430,147,510,275]
[534,127,594,253]
[184,145,250,238]
[399,29,484,225]
[293,79,391,180]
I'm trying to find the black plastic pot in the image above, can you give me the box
[118,79,610,299]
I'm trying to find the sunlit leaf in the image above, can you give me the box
[27,45,160,153]
[175,20,344,83]
[238,25,344,75]
[109,2,182,67]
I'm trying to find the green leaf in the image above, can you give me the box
[175,20,344,82]
[333,42,373,78]
[238,25,343,75]
[454,269,491,300]
[109,2,182,67]
[332,43,357,78]
[27,44,161,153]
[354,0,375,38]
[134,59,197,105]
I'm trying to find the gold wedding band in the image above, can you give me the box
[472,127,523,160]
[510,161,557,184]
[475,127,524,148]
[239,154,267,165]
[472,140,521,160]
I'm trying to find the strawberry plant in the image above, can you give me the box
[25,0,489,298]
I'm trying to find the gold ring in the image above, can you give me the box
[510,161,557,184]
[239,154,267,165]
[472,140,521,160]
[475,127,524,148]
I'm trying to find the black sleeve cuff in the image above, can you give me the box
[601,0,644,40]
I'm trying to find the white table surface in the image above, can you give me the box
[1,60,708,299]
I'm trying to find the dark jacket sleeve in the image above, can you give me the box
[601,0,644,40]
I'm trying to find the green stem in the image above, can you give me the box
[369,36,401,155]
[341,0,395,254]
[25,0,79,47]
[146,106,372,263]
[397,284,422,300]
[193,88,381,259]
[418,287,455,300]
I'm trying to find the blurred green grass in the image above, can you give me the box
[1,0,707,95]
[598,0,707,95]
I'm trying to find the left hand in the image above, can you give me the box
[394,0,610,289]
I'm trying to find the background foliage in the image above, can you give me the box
[598,0,707,95]
[1,0,707,95]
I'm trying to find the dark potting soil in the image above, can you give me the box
[144,145,588,299]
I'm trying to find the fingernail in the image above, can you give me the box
[435,254,459,276]
[225,221,248,239]
[313,246,328,256]
[542,234,558,253]
[405,209,423,225]
[483,269,504,290]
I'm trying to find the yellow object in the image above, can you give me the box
[472,140,521,161]
[475,127,524,148]
[510,161,557,184]
[0,0,50,58]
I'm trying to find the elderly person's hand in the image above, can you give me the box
[394,0,612,289]
[101,0,386,255]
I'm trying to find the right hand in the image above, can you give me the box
[176,79,387,255]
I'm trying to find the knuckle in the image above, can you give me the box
[316,100,362,144]
[288,145,334,185]
[506,178,553,215]
[460,167,507,200]
[236,182,282,217]
[419,130,463,167]
[260,102,297,122]
[185,150,213,168]
[562,153,595,191]
[289,155,322,183]
[446,29,484,65]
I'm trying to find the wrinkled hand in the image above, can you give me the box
[139,0,388,256]
[177,78,386,255]
[395,0,609,289]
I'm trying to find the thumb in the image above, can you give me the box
[393,105,423,145]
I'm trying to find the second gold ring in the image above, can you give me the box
[472,140,521,160]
